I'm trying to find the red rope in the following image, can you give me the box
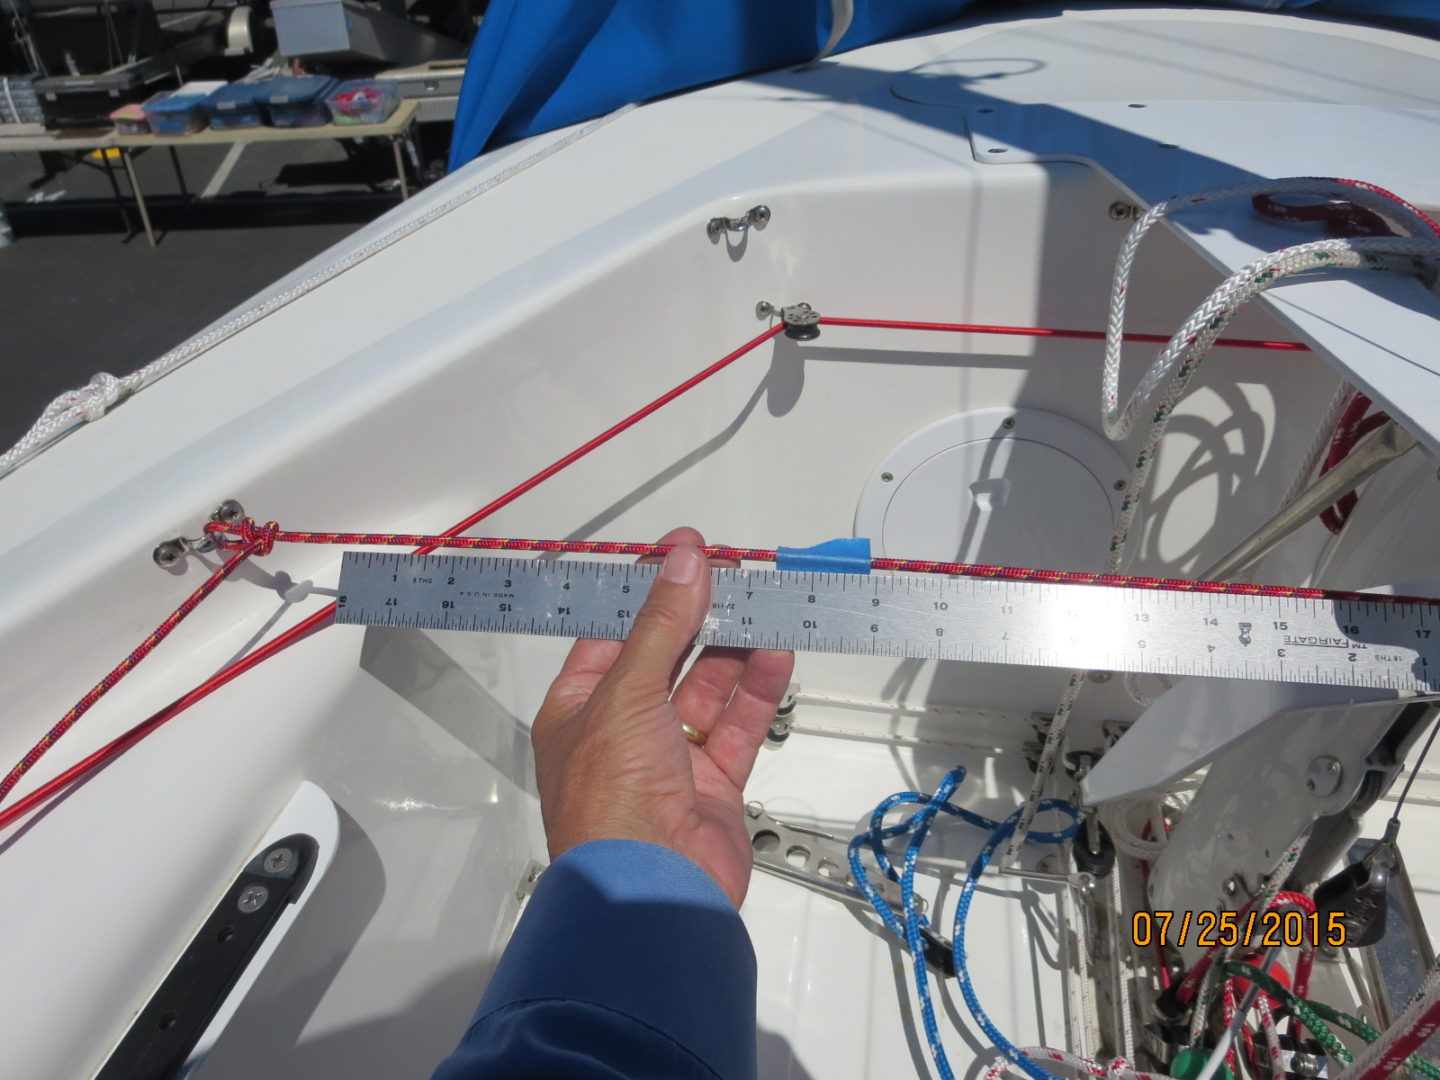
[0,325,783,824]
[818,316,1308,352]
[1253,179,1440,241]
[1138,821,1172,991]
[202,520,1440,606]
[0,304,1396,831]
[206,524,778,564]
[0,544,262,801]
[423,325,785,546]
[1175,891,1316,1007]
[0,606,333,833]
[1319,392,1390,534]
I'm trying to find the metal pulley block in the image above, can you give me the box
[765,683,799,746]
[1313,839,1397,947]
[754,299,821,340]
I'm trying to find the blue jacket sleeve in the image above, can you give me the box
[431,839,757,1080]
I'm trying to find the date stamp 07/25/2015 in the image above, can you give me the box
[1132,910,1348,949]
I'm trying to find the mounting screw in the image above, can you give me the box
[1222,875,1240,897]
[709,205,771,239]
[756,300,776,320]
[745,800,764,819]
[263,847,293,875]
[1087,671,1112,683]
[1306,755,1343,796]
[881,472,894,483]
[1113,479,1127,491]
[152,539,188,568]
[237,885,270,914]
[1108,201,1138,221]
[1001,416,1016,429]
[211,499,245,525]
[767,712,795,745]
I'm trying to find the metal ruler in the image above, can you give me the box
[334,552,1440,692]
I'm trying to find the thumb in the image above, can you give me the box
[608,544,711,689]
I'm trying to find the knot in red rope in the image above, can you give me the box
[236,518,280,556]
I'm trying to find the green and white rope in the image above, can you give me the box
[1105,237,1439,444]
[1003,235,1440,863]
[1277,380,1357,511]
[1102,176,1440,442]
[1188,836,1309,1045]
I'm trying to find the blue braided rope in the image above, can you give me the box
[848,768,1079,1080]
[953,801,1079,1080]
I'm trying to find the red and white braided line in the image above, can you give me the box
[1257,999,1286,1080]
[981,1049,1167,1080]
[0,543,263,800]
[201,519,1440,605]
[1183,851,1311,1045]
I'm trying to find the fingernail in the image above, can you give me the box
[660,546,703,584]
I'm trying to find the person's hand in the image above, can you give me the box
[531,527,795,908]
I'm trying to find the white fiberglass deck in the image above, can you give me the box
[2,6,1440,1079]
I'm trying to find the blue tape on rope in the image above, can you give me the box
[775,537,871,575]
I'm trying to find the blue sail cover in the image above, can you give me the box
[449,0,1440,169]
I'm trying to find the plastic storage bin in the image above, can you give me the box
[256,76,336,128]
[204,82,266,130]
[109,102,150,134]
[1,75,44,125]
[35,71,150,128]
[325,79,399,125]
[142,82,224,135]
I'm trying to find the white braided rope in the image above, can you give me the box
[1336,959,1440,1080]
[1187,832,1308,1045]
[982,1048,1167,1080]
[1102,178,1438,443]
[1188,958,1228,1046]
[0,103,639,480]
[1098,801,1167,861]
[1003,235,1440,864]
[1109,866,1137,1061]
[1064,872,1097,1059]
[1106,237,1439,444]
[1278,380,1357,510]
[1257,999,1286,1080]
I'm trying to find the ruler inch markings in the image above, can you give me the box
[332,553,1440,692]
